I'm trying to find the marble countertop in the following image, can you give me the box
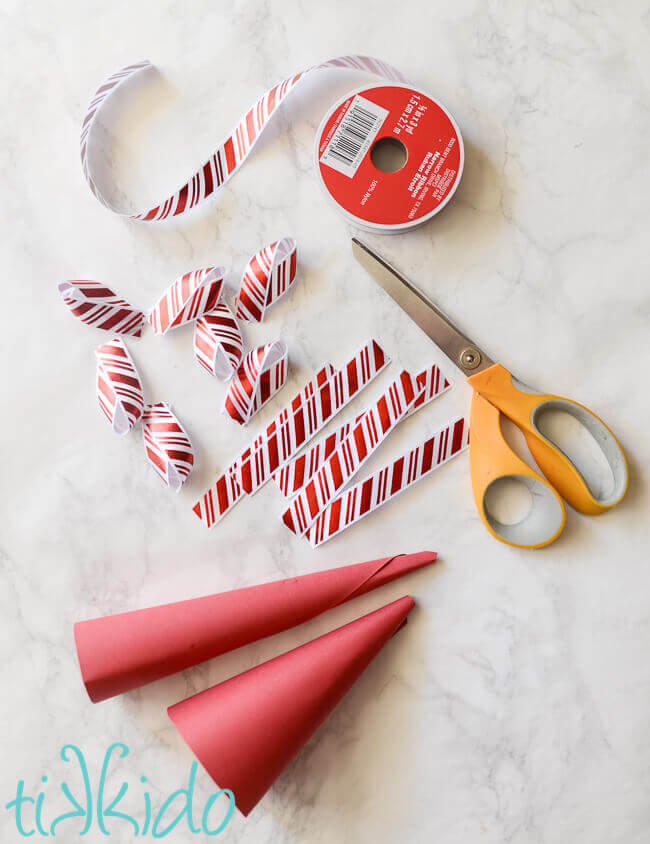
[2,1,649,841]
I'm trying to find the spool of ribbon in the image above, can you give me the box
[94,337,144,435]
[80,57,408,220]
[235,238,297,323]
[223,341,289,425]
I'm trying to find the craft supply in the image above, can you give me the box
[192,364,336,528]
[168,596,414,817]
[148,267,225,335]
[58,280,145,336]
[73,551,434,703]
[316,84,463,232]
[223,341,289,425]
[94,337,144,435]
[193,301,244,379]
[274,363,450,498]
[307,417,469,547]
[281,371,420,536]
[352,239,629,548]
[236,238,297,322]
[80,57,411,220]
[142,403,194,491]
[236,339,389,495]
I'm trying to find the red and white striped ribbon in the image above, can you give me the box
[193,302,244,379]
[237,339,389,495]
[192,364,336,528]
[95,337,144,435]
[235,238,297,323]
[281,370,420,536]
[273,364,450,498]
[80,57,408,220]
[58,280,145,337]
[223,341,289,425]
[306,417,469,546]
[142,402,194,491]
[148,267,225,335]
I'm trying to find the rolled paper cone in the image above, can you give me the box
[74,551,435,703]
[168,595,415,816]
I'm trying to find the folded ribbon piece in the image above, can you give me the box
[236,238,297,323]
[58,280,145,336]
[193,302,244,379]
[148,267,225,335]
[142,402,195,491]
[223,341,289,425]
[95,337,144,435]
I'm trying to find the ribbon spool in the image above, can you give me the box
[315,83,464,233]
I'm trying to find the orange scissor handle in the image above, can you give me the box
[469,392,566,548]
[468,363,629,517]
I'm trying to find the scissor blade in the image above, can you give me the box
[351,238,493,377]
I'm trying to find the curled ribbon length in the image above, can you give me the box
[236,238,297,323]
[95,338,145,435]
[59,280,145,336]
[148,267,225,335]
[142,403,195,491]
[223,341,289,426]
[193,301,244,379]
[80,57,408,220]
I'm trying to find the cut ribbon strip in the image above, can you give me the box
[306,417,470,547]
[95,337,144,435]
[148,267,225,335]
[193,364,335,528]
[281,371,420,535]
[80,57,408,220]
[193,301,244,379]
[58,280,145,336]
[142,403,194,491]
[223,341,289,425]
[192,339,388,528]
[237,339,389,495]
[274,364,450,498]
[236,238,297,323]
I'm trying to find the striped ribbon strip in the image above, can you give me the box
[237,339,389,495]
[306,417,469,547]
[95,337,144,435]
[148,267,225,335]
[281,370,420,536]
[192,364,336,528]
[193,301,244,379]
[273,364,450,498]
[223,341,289,426]
[142,403,194,492]
[236,238,297,323]
[80,57,408,220]
[58,280,145,337]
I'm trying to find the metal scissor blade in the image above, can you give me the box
[351,238,494,377]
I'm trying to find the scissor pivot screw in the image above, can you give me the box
[460,348,481,370]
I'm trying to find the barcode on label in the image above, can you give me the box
[320,95,389,178]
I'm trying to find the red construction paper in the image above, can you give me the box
[168,595,415,816]
[74,551,434,703]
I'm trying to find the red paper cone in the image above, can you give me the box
[168,595,415,816]
[74,552,435,702]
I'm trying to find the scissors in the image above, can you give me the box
[352,239,629,549]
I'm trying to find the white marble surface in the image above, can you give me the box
[1,1,649,841]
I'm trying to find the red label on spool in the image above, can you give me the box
[317,85,463,231]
